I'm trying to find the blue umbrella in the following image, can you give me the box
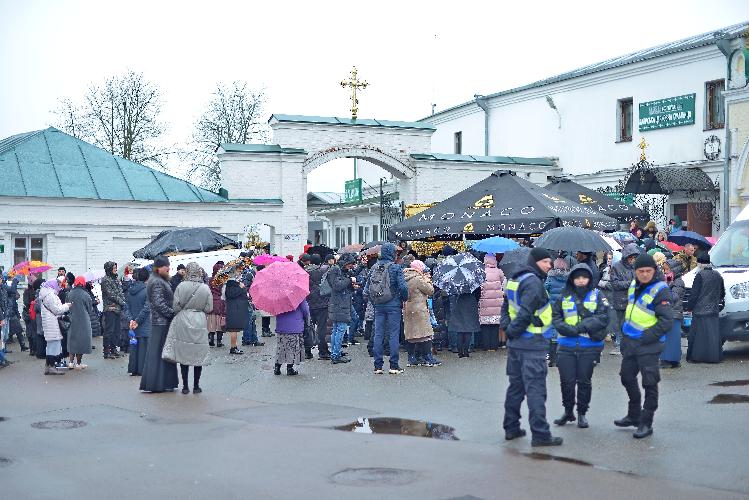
[667,230,712,250]
[471,236,520,254]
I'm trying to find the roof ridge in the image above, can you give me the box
[0,128,46,156]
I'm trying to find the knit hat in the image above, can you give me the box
[176,264,186,271]
[697,252,711,264]
[530,247,552,262]
[634,253,657,270]
[74,276,86,287]
[410,260,426,272]
[153,255,170,269]
[652,252,666,267]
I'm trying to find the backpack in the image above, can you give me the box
[319,269,332,297]
[368,262,395,304]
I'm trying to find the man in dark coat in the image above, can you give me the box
[306,254,331,360]
[364,243,409,374]
[101,261,127,359]
[615,253,673,439]
[686,253,725,363]
[500,247,562,447]
[170,264,186,291]
[327,253,358,364]
[224,279,249,355]
[599,243,640,355]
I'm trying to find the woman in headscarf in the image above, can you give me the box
[223,276,249,355]
[659,259,685,368]
[478,254,505,351]
[273,298,310,376]
[66,276,94,369]
[170,262,213,393]
[126,268,151,376]
[39,280,71,375]
[403,260,439,366]
[207,261,226,348]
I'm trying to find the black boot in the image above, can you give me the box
[531,435,563,447]
[553,411,576,426]
[305,348,313,360]
[216,332,224,348]
[633,410,653,438]
[286,364,298,376]
[614,415,640,428]
[209,333,215,347]
[273,363,281,375]
[577,413,589,428]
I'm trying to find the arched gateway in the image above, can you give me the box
[218,114,558,255]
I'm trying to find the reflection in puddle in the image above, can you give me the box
[334,417,458,440]
[710,379,749,387]
[523,452,593,467]
[708,394,749,404]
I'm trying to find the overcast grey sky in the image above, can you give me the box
[1,0,746,192]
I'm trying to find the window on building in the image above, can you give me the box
[358,226,365,244]
[335,228,341,248]
[705,79,725,130]
[617,98,633,142]
[372,225,379,241]
[454,131,462,154]
[347,227,353,246]
[13,236,44,278]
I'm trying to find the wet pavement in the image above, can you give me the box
[2,330,749,499]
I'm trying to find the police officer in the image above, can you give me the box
[615,253,673,438]
[551,264,609,429]
[501,247,562,447]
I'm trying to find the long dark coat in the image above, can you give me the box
[224,280,249,331]
[447,290,481,334]
[327,264,354,323]
[66,287,93,354]
[686,267,724,363]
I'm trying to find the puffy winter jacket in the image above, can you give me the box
[39,286,70,341]
[544,270,569,306]
[479,254,505,325]
[327,256,355,323]
[146,274,174,326]
[306,264,330,310]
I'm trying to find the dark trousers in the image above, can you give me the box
[102,310,121,353]
[310,308,329,355]
[556,349,599,415]
[364,319,373,340]
[261,316,271,333]
[457,332,472,356]
[620,352,660,425]
[480,324,500,350]
[503,348,551,439]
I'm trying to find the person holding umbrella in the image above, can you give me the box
[551,264,609,429]
[273,299,310,375]
[501,248,562,447]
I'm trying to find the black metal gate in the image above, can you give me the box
[380,178,403,240]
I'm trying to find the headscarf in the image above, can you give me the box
[410,260,426,272]
[185,262,204,283]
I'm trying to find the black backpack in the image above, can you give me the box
[368,262,395,304]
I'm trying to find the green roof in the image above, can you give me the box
[410,153,554,166]
[270,114,436,130]
[219,143,306,154]
[0,127,226,203]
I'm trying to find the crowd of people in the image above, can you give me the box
[0,219,727,446]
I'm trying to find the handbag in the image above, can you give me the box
[162,284,201,364]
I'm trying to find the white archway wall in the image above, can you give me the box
[302,146,415,179]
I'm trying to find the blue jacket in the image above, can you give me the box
[364,243,408,309]
[551,264,608,349]
[544,270,568,306]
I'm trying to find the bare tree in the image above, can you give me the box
[188,81,268,191]
[53,70,169,168]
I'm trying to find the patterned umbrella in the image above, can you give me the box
[432,252,486,295]
[10,260,53,277]
[250,261,310,315]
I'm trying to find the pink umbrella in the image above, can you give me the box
[253,254,277,266]
[706,236,718,245]
[250,261,310,316]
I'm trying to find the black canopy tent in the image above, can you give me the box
[622,166,716,194]
[133,228,239,259]
[388,170,618,241]
[544,177,648,221]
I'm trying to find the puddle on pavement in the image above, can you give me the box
[708,394,749,404]
[710,379,749,387]
[30,419,88,430]
[334,417,458,440]
[329,467,421,486]
[523,452,593,467]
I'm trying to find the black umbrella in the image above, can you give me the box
[533,227,612,253]
[498,247,530,278]
[432,253,486,295]
[544,178,648,222]
[363,240,388,250]
[307,245,333,257]
[388,170,618,241]
[132,228,237,259]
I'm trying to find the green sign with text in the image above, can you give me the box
[638,93,695,132]
[344,178,362,203]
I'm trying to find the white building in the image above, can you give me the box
[422,22,749,235]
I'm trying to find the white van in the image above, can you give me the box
[682,204,749,343]
[131,248,243,278]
